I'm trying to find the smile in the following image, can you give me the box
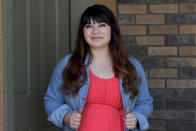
[91,36,103,40]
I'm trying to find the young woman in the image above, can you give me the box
[44,4,153,131]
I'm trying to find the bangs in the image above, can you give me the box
[81,7,111,27]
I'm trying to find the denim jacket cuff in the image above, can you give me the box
[132,111,149,131]
[48,104,72,128]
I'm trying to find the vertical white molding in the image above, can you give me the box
[55,0,59,63]
[40,0,45,91]
[83,0,87,9]
[15,0,31,99]
[26,0,31,98]
[3,0,15,130]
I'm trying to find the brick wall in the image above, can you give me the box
[117,0,196,131]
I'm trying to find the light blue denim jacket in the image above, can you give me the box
[44,53,153,131]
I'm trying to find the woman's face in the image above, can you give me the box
[83,19,111,49]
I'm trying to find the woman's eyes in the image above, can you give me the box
[85,23,107,28]
[85,25,92,28]
[99,24,107,27]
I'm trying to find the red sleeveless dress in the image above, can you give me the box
[78,69,125,131]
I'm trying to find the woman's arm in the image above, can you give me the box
[44,54,73,128]
[130,58,153,130]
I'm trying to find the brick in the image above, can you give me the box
[166,14,196,24]
[167,79,196,88]
[180,25,196,34]
[148,79,165,88]
[122,36,136,45]
[0,44,2,53]
[117,0,148,4]
[180,111,196,121]
[0,64,2,71]
[118,4,147,14]
[144,69,149,78]
[150,68,178,78]
[118,15,134,24]
[120,25,146,35]
[153,100,167,110]
[0,105,3,131]
[167,58,196,67]
[150,110,179,120]
[136,14,164,24]
[180,3,196,13]
[136,36,165,45]
[0,59,3,67]
[140,57,166,68]
[146,89,160,99]
[149,0,166,3]
[180,0,196,1]
[0,78,2,87]
[164,0,177,2]
[148,47,177,56]
[168,100,196,110]
[118,0,188,3]
[179,46,196,56]
[150,4,178,13]
[168,121,196,131]
[149,88,196,99]
[166,35,196,45]
[149,25,178,34]
[149,119,167,130]
[126,46,148,57]
[179,68,196,78]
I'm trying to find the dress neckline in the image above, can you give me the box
[89,69,115,80]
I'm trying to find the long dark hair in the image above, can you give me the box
[62,4,140,99]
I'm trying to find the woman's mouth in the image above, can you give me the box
[91,36,103,40]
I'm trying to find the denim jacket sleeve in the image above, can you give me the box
[130,58,153,131]
[44,54,72,128]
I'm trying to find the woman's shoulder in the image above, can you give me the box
[54,53,73,72]
[60,53,73,63]
[127,56,144,72]
[128,56,140,66]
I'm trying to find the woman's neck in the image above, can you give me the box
[89,46,114,78]
[90,46,111,62]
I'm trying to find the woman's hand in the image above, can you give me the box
[64,109,83,129]
[124,108,137,130]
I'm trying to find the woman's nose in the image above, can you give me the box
[92,26,99,33]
